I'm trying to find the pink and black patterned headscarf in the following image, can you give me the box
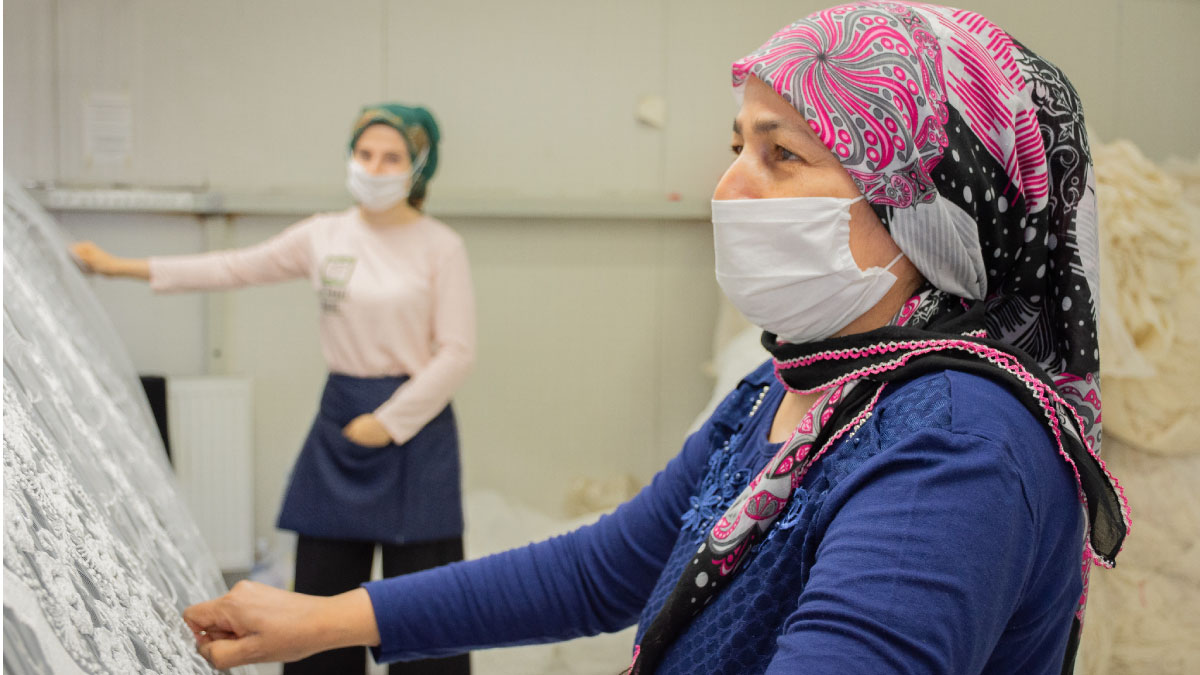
[731,1,1102,437]
[630,4,1126,673]
[736,1,1106,436]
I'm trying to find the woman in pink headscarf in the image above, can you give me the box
[184,4,1128,673]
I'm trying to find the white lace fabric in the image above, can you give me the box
[3,180,249,674]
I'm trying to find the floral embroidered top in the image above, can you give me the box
[364,361,1084,673]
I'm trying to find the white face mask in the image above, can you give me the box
[712,195,904,343]
[345,158,411,212]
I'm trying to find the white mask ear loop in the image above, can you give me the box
[410,148,430,178]
[850,195,902,272]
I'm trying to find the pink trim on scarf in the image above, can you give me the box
[788,383,890,489]
[774,336,1130,565]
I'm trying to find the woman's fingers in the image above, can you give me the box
[183,598,238,639]
[199,634,266,669]
[69,241,111,274]
[69,242,95,270]
[343,414,391,447]
[199,628,237,642]
[185,591,266,666]
[185,582,317,665]
[183,616,213,644]
[182,600,220,632]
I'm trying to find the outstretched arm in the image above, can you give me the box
[146,219,313,292]
[362,422,715,662]
[184,416,718,667]
[73,218,316,292]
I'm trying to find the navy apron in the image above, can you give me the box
[276,374,463,545]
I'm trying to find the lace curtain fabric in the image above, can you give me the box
[2,179,249,674]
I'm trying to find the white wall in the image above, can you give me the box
[8,0,1200,550]
[8,0,1200,192]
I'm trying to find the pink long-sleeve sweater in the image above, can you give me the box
[149,208,475,444]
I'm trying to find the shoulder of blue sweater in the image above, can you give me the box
[876,369,1049,449]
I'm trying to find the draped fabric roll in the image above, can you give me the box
[3,179,249,674]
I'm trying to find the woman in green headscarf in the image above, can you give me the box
[73,103,474,675]
[345,104,441,212]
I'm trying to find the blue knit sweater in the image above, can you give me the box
[365,361,1084,674]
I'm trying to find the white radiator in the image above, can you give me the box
[167,376,254,571]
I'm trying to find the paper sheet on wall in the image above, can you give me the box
[83,93,133,167]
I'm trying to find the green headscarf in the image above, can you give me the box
[348,103,440,210]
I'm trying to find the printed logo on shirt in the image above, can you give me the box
[319,255,356,313]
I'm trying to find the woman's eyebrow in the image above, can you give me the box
[754,119,783,134]
[732,117,803,137]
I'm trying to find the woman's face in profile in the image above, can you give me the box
[715,75,901,273]
[352,124,413,177]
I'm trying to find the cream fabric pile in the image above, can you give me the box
[1095,141,1200,451]
[1078,141,1200,674]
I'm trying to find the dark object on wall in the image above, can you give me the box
[139,375,171,463]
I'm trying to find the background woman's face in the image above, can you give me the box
[352,124,413,176]
[714,75,903,273]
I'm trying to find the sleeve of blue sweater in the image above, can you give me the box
[363,416,717,662]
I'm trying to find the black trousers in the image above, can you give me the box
[283,535,471,675]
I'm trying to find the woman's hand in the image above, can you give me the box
[71,241,117,274]
[343,413,392,447]
[183,581,380,668]
[70,241,150,279]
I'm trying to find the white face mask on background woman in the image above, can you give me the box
[712,195,903,343]
[345,158,411,212]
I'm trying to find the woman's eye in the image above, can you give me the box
[731,144,744,155]
[777,146,800,161]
